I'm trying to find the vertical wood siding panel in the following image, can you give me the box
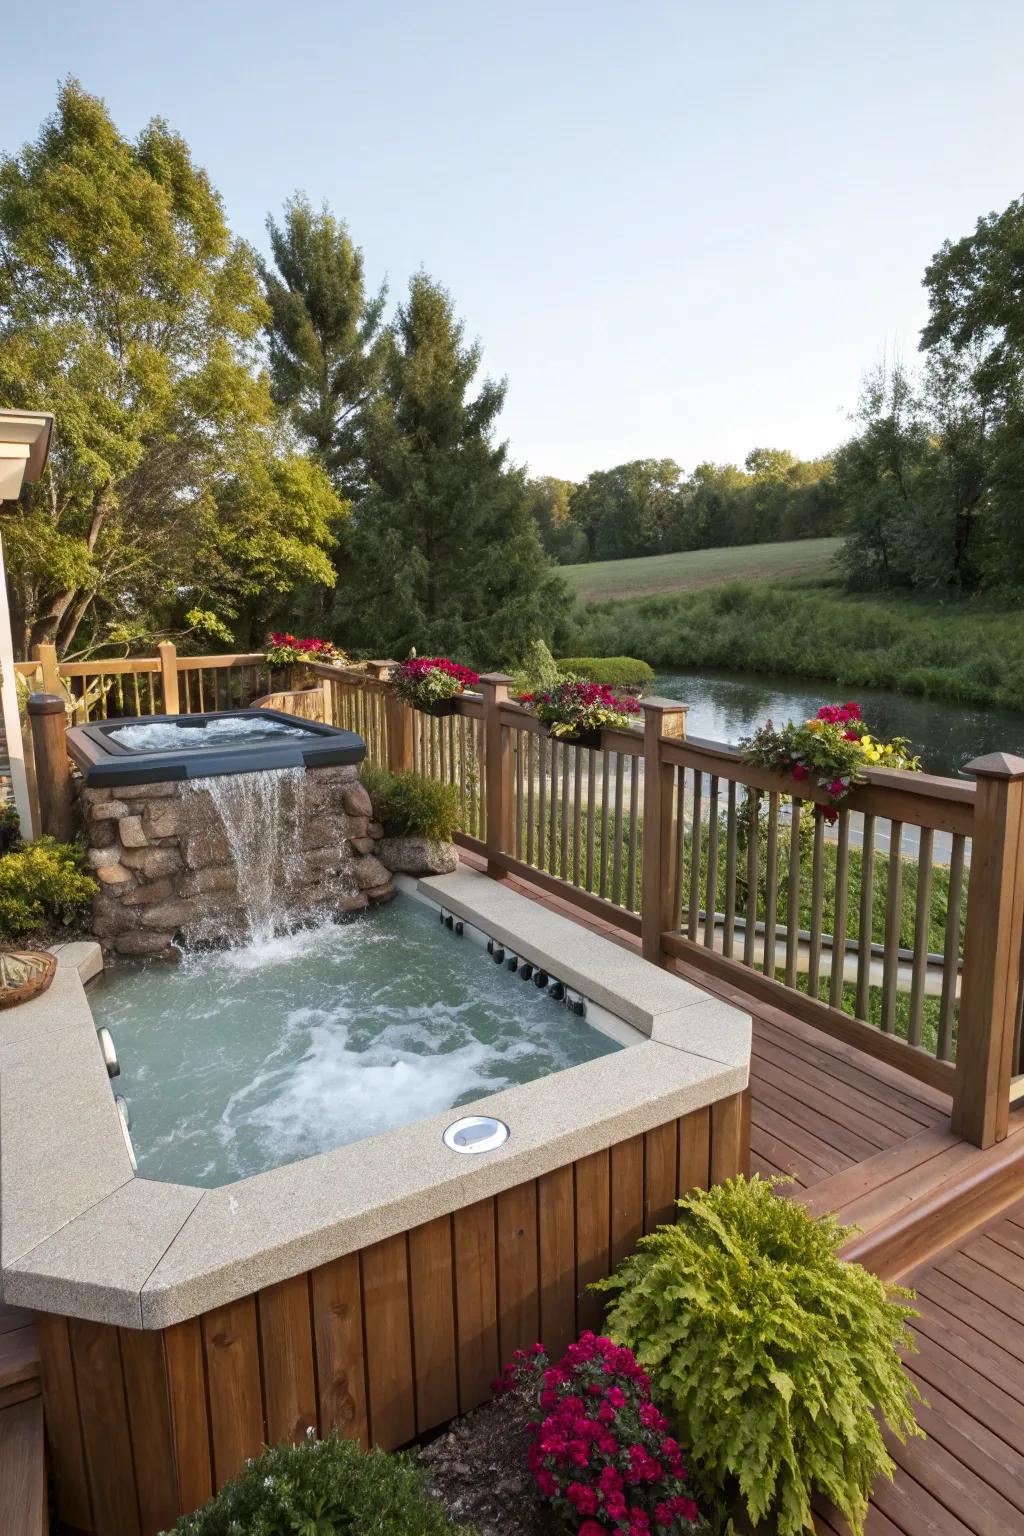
[452,1199,499,1413]
[257,1274,317,1443]
[201,1297,265,1488]
[361,1234,415,1449]
[163,1319,213,1517]
[408,1216,459,1432]
[496,1183,540,1363]
[119,1327,179,1536]
[538,1166,576,1359]
[575,1149,611,1333]
[68,1319,140,1536]
[311,1255,368,1448]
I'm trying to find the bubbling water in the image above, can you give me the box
[184,767,310,946]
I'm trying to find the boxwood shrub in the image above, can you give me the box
[594,1174,922,1536]
[361,765,461,842]
[0,836,97,938]
[556,656,654,688]
[165,1433,471,1536]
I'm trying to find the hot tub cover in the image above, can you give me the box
[66,709,365,786]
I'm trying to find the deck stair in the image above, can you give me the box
[0,1302,46,1535]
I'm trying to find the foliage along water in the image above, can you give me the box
[653,668,1024,779]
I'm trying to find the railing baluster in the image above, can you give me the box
[585,748,597,892]
[785,799,802,987]
[938,832,966,1061]
[687,770,703,940]
[807,811,826,997]
[514,730,524,860]
[549,739,560,877]
[763,792,780,979]
[855,813,876,1020]
[526,732,536,866]
[673,766,686,929]
[612,755,624,905]
[537,734,547,869]
[599,752,611,900]
[723,779,737,958]
[743,788,760,967]
[882,820,904,1033]
[627,756,640,912]
[908,826,934,1049]
[560,744,571,882]
[829,811,851,1010]
[704,776,719,949]
[572,746,583,888]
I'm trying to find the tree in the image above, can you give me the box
[570,460,683,561]
[337,274,566,666]
[0,81,344,656]
[261,196,386,496]
[524,475,587,563]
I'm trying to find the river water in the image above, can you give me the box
[653,669,1024,780]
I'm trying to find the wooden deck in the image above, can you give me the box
[457,854,1024,1536]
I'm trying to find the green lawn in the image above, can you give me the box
[560,537,842,601]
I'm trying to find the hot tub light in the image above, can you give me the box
[492,945,505,965]
[442,1115,510,1154]
[445,913,455,930]
[547,980,566,1002]
[533,969,549,988]
[519,961,534,981]
[505,953,518,971]
[454,920,464,937]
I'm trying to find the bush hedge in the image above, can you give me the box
[0,837,97,938]
[361,765,461,842]
[167,1433,470,1535]
[556,656,654,687]
[595,1175,922,1536]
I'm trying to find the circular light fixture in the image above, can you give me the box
[442,1116,510,1154]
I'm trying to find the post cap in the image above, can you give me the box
[478,672,516,687]
[640,696,689,713]
[963,752,1024,781]
[26,693,66,716]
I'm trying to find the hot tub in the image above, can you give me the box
[66,708,365,787]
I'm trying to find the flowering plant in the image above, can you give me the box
[266,632,344,667]
[390,656,480,711]
[527,679,641,741]
[494,1333,701,1535]
[740,702,919,821]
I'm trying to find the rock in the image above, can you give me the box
[378,837,459,875]
[90,896,140,938]
[89,799,130,821]
[304,848,351,874]
[82,787,112,805]
[97,863,134,886]
[179,866,237,896]
[121,878,176,907]
[366,883,397,904]
[114,930,178,956]
[140,897,202,929]
[118,782,178,801]
[88,818,118,849]
[352,854,391,890]
[366,820,384,839]
[341,782,373,818]
[337,892,369,912]
[183,831,231,870]
[87,845,122,870]
[119,814,148,848]
[120,847,183,878]
[143,803,182,840]
[348,836,377,855]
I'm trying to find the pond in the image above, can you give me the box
[652,669,1024,780]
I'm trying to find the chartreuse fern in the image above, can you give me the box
[593,1176,922,1535]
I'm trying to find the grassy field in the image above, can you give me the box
[561,537,842,600]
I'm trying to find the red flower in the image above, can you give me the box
[792,762,810,781]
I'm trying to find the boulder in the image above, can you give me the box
[378,837,459,875]
[337,892,369,912]
[118,782,178,801]
[121,878,176,907]
[304,847,352,874]
[179,866,238,896]
[97,863,134,886]
[120,847,183,878]
[341,782,373,818]
[348,836,377,855]
[366,883,397,904]
[119,814,148,848]
[143,803,182,840]
[114,930,178,957]
[88,818,118,850]
[90,896,140,938]
[89,799,130,822]
[351,854,391,890]
[183,831,231,870]
[87,845,122,870]
[140,897,202,929]
[366,820,384,839]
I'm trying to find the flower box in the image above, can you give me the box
[391,657,480,713]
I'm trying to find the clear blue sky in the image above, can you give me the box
[3,1,1022,481]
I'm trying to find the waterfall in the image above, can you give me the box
[186,767,309,946]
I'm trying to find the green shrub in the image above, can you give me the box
[594,1175,921,1536]
[0,837,97,938]
[166,1432,470,1535]
[361,765,461,842]
[556,655,654,687]
[510,638,561,697]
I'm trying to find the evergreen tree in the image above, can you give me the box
[262,195,386,496]
[338,274,566,666]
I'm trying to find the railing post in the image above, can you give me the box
[320,676,334,726]
[479,673,514,879]
[641,697,688,965]
[27,693,74,843]
[952,752,1024,1148]
[32,642,61,696]
[378,662,413,774]
[158,641,179,715]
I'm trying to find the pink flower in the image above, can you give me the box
[828,777,845,796]
[792,762,810,781]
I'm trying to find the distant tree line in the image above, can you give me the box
[526,450,844,565]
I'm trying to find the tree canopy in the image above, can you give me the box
[0,81,345,656]
[337,273,565,666]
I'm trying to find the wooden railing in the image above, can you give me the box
[14,642,289,720]
[20,646,1024,1149]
